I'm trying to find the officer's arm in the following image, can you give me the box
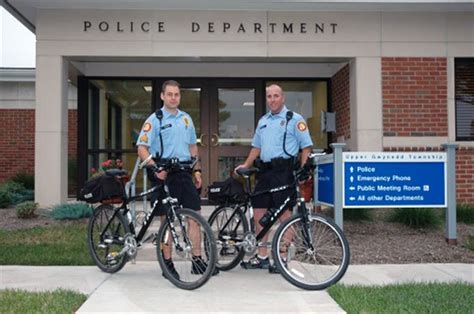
[243,147,261,168]
[138,145,156,167]
[189,144,201,169]
[300,146,312,167]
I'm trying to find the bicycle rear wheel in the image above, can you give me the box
[157,208,217,290]
[208,204,248,271]
[87,204,130,273]
[272,213,350,290]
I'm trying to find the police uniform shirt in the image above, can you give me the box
[136,108,197,161]
[252,106,313,162]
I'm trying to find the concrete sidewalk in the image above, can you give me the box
[1,263,472,313]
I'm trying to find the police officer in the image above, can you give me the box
[235,84,313,272]
[137,80,217,280]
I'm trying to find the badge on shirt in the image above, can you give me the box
[140,133,148,143]
[280,120,286,127]
[142,122,152,132]
[183,117,190,128]
[297,121,307,132]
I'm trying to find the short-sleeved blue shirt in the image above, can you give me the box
[252,106,313,162]
[136,108,197,161]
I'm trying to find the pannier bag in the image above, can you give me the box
[208,177,245,205]
[79,174,125,204]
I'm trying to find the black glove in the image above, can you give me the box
[298,164,311,182]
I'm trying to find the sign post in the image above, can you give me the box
[442,143,458,244]
[331,143,345,229]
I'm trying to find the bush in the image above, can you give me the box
[466,235,474,251]
[344,208,372,221]
[50,203,92,220]
[10,171,34,190]
[388,208,441,229]
[0,181,34,205]
[457,204,474,224]
[0,190,12,208]
[0,181,26,195]
[16,201,38,219]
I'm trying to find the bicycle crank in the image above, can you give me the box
[241,232,257,256]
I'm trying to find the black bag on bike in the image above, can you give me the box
[79,174,125,203]
[207,177,244,205]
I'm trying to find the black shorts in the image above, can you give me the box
[148,169,201,215]
[251,168,296,210]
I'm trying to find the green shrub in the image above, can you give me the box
[0,190,12,208]
[16,201,38,219]
[466,235,474,251]
[50,203,92,220]
[344,208,372,221]
[10,171,34,190]
[0,181,34,205]
[0,181,26,195]
[388,208,441,229]
[457,204,474,224]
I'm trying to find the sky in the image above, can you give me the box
[0,6,36,68]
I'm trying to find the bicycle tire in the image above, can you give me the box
[208,205,249,271]
[87,204,130,273]
[156,208,217,290]
[272,213,350,290]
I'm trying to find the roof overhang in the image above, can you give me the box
[2,0,473,34]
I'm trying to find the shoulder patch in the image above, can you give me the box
[297,121,307,132]
[142,122,152,132]
[183,116,190,127]
[140,133,148,143]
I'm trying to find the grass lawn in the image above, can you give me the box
[328,282,474,313]
[0,289,87,313]
[0,223,93,265]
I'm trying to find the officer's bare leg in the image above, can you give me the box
[160,215,173,260]
[278,208,293,259]
[188,216,202,256]
[254,208,268,257]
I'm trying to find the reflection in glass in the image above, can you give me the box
[179,88,201,139]
[218,88,255,146]
[218,157,245,181]
[88,80,152,150]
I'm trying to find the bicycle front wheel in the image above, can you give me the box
[208,204,249,271]
[157,208,217,290]
[87,204,130,273]
[272,213,350,290]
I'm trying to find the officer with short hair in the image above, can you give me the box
[235,84,313,272]
[137,80,218,280]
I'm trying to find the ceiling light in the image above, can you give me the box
[143,86,152,92]
[242,102,254,106]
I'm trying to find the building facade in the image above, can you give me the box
[1,1,473,206]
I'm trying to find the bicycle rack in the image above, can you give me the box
[125,157,149,226]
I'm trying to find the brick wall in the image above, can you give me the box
[0,109,78,184]
[382,57,448,136]
[0,109,35,183]
[331,64,350,141]
[456,147,474,204]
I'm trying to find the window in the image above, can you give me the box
[455,59,474,141]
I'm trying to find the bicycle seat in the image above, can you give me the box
[236,167,259,177]
[105,169,128,177]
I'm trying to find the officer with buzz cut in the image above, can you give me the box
[137,79,218,281]
[234,84,313,273]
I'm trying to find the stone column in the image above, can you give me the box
[35,56,68,206]
[349,57,383,151]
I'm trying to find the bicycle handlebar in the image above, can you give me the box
[143,157,197,174]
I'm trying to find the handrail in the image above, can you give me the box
[125,157,148,226]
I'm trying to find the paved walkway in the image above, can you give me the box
[1,263,472,313]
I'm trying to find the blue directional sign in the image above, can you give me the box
[343,152,447,208]
[317,162,334,206]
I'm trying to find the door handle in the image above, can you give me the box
[199,133,208,147]
[211,133,219,147]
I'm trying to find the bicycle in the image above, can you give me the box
[208,153,350,290]
[87,157,217,290]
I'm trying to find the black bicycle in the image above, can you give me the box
[208,153,350,290]
[87,158,217,290]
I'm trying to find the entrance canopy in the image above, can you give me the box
[4,0,472,33]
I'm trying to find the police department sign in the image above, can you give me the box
[83,20,338,35]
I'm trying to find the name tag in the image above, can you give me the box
[259,124,267,130]
[161,123,172,130]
